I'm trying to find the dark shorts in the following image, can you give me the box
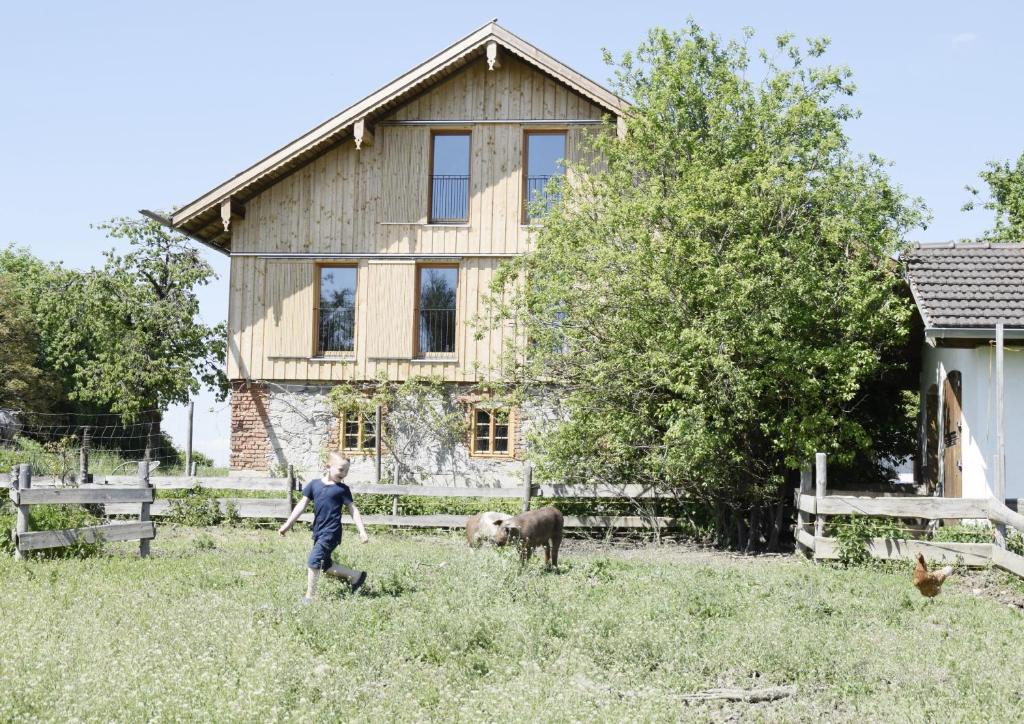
[307,535,341,570]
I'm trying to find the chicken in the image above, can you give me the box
[912,552,954,597]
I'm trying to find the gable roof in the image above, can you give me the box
[903,242,1024,337]
[158,21,629,252]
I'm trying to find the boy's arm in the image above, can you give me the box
[278,496,310,536]
[347,501,370,543]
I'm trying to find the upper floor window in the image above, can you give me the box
[416,265,458,357]
[317,265,356,355]
[430,132,471,223]
[523,131,566,223]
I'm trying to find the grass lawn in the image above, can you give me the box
[2,527,1023,721]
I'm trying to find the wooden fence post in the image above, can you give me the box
[80,426,91,484]
[796,463,812,556]
[522,462,533,513]
[138,461,151,558]
[814,453,827,542]
[14,464,30,561]
[287,464,295,510]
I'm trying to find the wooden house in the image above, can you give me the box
[905,242,1024,504]
[154,21,628,478]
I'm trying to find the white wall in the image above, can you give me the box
[921,344,1024,500]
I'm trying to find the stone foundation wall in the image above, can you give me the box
[228,381,545,487]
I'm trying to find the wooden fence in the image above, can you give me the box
[3,462,681,534]
[795,453,1024,579]
[8,463,156,559]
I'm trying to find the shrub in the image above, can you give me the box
[165,485,224,527]
[827,515,903,567]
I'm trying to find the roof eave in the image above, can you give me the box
[167,21,629,240]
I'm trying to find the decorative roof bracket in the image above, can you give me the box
[220,197,245,232]
[486,40,501,71]
[354,118,375,150]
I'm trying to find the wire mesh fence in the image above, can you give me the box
[0,407,222,480]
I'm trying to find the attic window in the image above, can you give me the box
[429,132,470,223]
[523,131,566,223]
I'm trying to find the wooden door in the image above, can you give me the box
[942,371,963,498]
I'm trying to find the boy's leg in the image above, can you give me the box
[306,567,322,599]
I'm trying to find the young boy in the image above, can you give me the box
[278,452,370,603]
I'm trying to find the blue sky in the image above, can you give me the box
[2,1,1022,465]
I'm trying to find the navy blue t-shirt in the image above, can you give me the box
[301,478,353,541]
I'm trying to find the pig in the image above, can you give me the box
[465,511,508,547]
[493,506,563,569]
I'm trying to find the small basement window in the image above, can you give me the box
[339,410,377,453]
[470,406,512,457]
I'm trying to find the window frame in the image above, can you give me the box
[413,262,459,359]
[521,129,568,225]
[428,129,472,225]
[338,408,378,455]
[314,262,358,357]
[469,404,514,459]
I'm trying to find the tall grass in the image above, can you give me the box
[1,529,1022,720]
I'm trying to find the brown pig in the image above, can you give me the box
[493,506,563,569]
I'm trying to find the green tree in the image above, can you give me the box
[0,218,226,459]
[964,151,1024,241]
[490,24,927,549]
[0,273,59,411]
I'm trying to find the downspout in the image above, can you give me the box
[139,209,230,257]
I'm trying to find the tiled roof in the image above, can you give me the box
[903,242,1024,329]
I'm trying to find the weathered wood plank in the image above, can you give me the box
[17,522,156,552]
[817,496,991,519]
[534,483,663,499]
[12,487,154,505]
[797,494,816,514]
[991,546,1024,578]
[812,537,992,566]
[348,484,528,499]
[987,499,1024,536]
[795,528,816,552]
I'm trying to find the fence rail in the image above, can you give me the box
[796,452,1024,580]
[4,465,683,534]
[8,463,155,557]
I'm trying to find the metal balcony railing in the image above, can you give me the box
[430,175,469,223]
[418,308,456,355]
[317,306,355,354]
[525,174,561,220]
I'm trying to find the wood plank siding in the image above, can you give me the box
[227,56,605,383]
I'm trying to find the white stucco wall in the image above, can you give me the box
[920,344,1024,500]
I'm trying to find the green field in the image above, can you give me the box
[2,527,1023,721]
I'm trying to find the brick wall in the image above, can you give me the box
[230,381,272,471]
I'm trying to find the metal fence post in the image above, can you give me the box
[80,426,91,484]
[374,404,382,485]
[392,461,400,517]
[185,401,194,478]
[522,462,533,513]
[138,461,151,558]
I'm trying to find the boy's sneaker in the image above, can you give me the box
[350,571,367,594]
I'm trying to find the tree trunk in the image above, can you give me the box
[745,506,761,553]
[143,410,161,464]
[767,485,787,552]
